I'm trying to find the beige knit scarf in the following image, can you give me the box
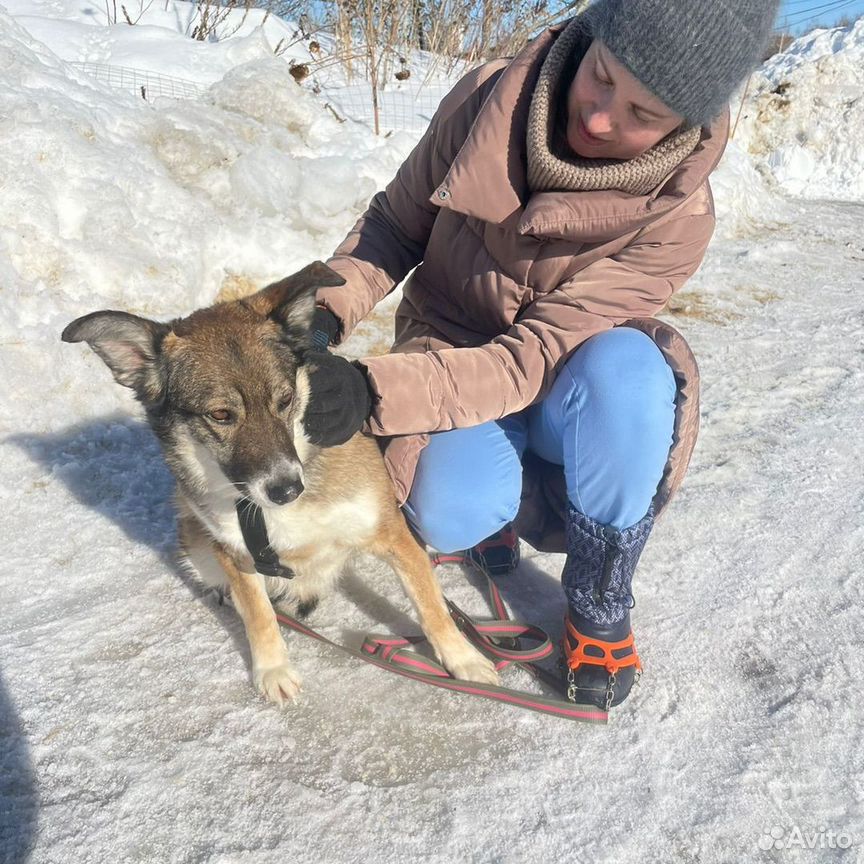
[526,17,702,196]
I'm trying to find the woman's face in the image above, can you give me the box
[565,39,686,160]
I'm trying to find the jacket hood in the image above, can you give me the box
[431,23,729,244]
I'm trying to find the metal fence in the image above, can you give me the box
[70,60,444,133]
[315,82,444,133]
[70,62,207,102]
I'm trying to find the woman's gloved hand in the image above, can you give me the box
[303,352,373,447]
[310,307,341,351]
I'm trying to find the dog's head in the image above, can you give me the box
[62,261,345,509]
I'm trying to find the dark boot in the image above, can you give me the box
[560,503,654,709]
[465,523,520,577]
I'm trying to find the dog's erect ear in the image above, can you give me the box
[61,311,169,394]
[249,261,346,342]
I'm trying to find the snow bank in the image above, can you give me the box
[709,139,788,239]
[1,0,313,79]
[0,8,415,427]
[734,16,864,200]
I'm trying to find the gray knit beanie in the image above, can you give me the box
[586,0,780,126]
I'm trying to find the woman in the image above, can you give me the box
[301,0,779,710]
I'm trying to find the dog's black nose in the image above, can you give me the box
[266,480,303,505]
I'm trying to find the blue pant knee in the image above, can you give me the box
[403,328,677,546]
[402,419,525,553]
[528,327,676,530]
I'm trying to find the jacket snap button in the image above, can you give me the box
[437,188,450,200]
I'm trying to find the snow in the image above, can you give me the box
[1,0,306,80]
[732,17,864,201]
[1,3,863,863]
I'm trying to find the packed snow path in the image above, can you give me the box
[1,197,862,863]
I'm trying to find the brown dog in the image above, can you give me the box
[62,262,498,705]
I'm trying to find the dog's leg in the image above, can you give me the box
[371,521,499,685]
[177,509,229,599]
[212,543,303,706]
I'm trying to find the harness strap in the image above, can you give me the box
[236,500,295,580]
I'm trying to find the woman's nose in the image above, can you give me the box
[585,87,617,137]
[584,109,614,137]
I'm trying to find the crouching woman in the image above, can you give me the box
[301,0,778,709]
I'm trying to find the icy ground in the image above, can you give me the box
[1,0,863,861]
[2,197,862,863]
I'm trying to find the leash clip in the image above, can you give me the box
[251,555,295,580]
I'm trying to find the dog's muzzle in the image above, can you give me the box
[265,479,304,505]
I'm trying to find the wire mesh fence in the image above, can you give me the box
[70,60,446,134]
[315,81,445,133]
[70,62,208,102]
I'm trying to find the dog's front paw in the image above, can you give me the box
[442,645,499,686]
[253,661,303,706]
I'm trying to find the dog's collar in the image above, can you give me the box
[235,500,295,580]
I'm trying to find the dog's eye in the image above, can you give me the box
[207,409,234,423]
[277,395,293,412]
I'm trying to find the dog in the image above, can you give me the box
[62,261,499,706]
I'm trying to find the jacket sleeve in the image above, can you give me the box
[315,62,509,341]
[361,210,715,436]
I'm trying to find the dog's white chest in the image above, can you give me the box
[264,491,381,553]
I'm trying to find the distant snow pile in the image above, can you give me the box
[735,16,864,200]
[0,0,313,82]
[705,139,786,239]
[0,6,420,420]
[0,7,412,339]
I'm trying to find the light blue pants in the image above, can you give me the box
[403,327,677,551]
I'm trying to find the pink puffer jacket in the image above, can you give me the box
[317,23,729,550]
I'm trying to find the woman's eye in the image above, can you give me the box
[207,409,233,423]
[594,67,612,86]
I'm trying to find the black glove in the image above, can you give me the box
[310,307,341,352]
[303,352,373,447]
